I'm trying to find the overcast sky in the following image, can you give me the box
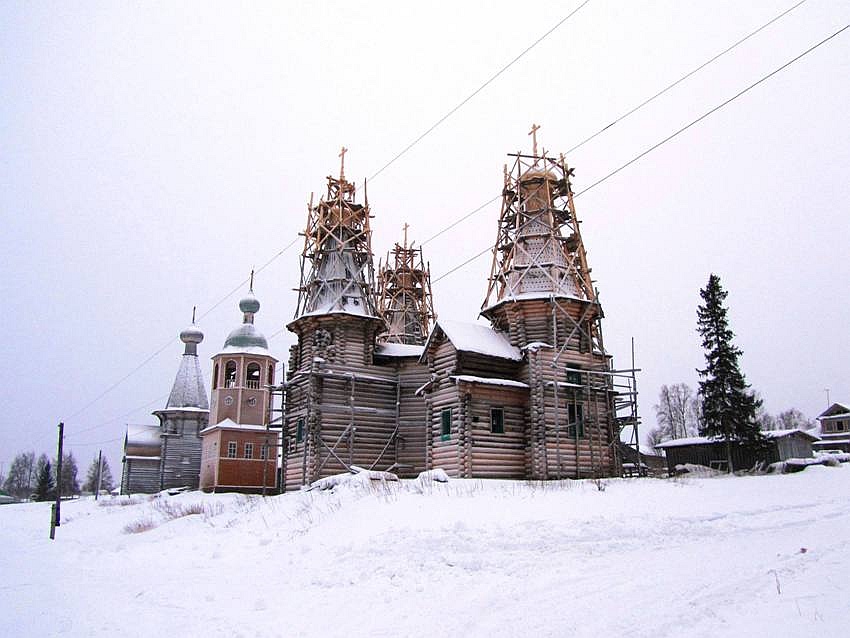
[2,0,848,475]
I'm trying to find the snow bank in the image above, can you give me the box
[309,466,399,491]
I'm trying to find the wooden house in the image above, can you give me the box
[121,323,209,494]
[200,288,279,493]
[813,403,850,452]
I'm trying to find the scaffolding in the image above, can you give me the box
[295,147,379,319]
[482,127,603,357]
[377,224,436,345]
[480,127,641,478]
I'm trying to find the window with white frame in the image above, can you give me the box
[226,441,237,458]
[244,442,254,459]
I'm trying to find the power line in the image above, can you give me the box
[432,23,849,283]
[367,0,592,182]
[565,0,810,156]
[423,0,813,252]
[575,23,849,197]
[64,235,303,426]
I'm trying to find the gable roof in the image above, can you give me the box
[422,320,522,362]
[818,403,850,419]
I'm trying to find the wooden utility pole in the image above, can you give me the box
[95,449,103,501]
[53,422,64,535]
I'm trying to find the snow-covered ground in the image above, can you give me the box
[2,466,849,637]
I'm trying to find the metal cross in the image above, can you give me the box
[339,146,348,180]
[403,222,409,249]
[529,123,541,156]
[249,268,255,293]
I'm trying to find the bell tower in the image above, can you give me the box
[209,281,278,426]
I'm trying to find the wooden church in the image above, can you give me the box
[121,321,210,493]
[281,134,639,489]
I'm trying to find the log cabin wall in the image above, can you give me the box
[536,346,615,479]
[461,383,529,479]
[484,297,617,480]
[284,314,431,490]
[395,357,430,475]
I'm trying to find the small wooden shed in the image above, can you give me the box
[655,429,818,474]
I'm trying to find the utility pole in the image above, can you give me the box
[824,388,831,408]
[95,449,103,501]
[52,422,64,537]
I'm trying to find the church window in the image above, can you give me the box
[227,441,237,458]
[260,445,268,460]
[244,443,254,459]
[441,409,452,440]
[213,363,219,389]
[246,363,261,389]
[566,367,582,386]
[490,407,505,434]
[296,418,305,443]
[225,361,238,388]
[268,364,274,385]
[567,402,584,438]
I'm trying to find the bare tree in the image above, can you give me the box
[654,383,698,440]
[776,408,814,431]
[3,451,36,499]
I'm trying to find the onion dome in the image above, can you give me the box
[239,292,260,315]
[180,325,204,345]
[223,290,269,352]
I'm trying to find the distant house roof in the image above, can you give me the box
[818,403,850,420]
[762,428,820,441]
[422,320,522,362]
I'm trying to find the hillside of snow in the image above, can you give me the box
[2,466,849,637]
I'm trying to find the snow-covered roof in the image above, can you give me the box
[654,436,718,449]
[762,428,820,441]
[156,405,209,414]
[424,319,522,361]
[125,424,160,447]
[199,418,270,435]
[213,344,276,358]
[166,352,209,411]
[123,455,161,462]
[522,341,553,351]
[481,291,587,315]
[656,429,818,449]
[374,342,425,358]
[451,375,529,389]
[817,403,850,419]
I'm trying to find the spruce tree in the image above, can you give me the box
[83,456,115,493]
[696,274,763,471]
[35,458,55,501]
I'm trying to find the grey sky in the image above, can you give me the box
[2,0,848,474]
